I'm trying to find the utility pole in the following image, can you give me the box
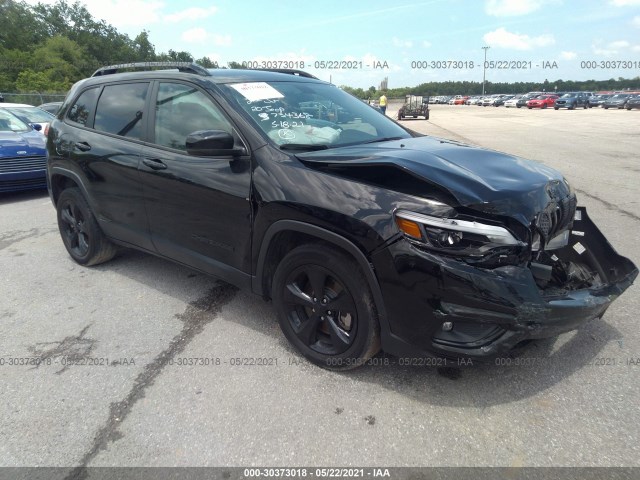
[482,46,490,96]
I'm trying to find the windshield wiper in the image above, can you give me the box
[279,144,330,151]
[362,136,406,144]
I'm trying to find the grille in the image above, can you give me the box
[536,194,577,240]
[0,177,47,192]
[0,156,47,173]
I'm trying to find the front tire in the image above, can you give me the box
[57,188,117,266]
[272,244,380,370]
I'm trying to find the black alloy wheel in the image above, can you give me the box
[272,245,380,369]
[57,188,116,266]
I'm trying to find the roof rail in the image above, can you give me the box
[250,68,318,79]
[92,62,211,77]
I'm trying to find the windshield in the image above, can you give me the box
[221,81,411,148]
[0,109,30,133]
[7,107,54,123]
[4,106,54,124]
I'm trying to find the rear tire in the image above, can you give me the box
[272,244,381,370]
[56,188,117,266]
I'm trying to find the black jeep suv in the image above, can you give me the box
[46,63,637,369]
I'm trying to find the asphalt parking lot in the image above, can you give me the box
[1,104,638,472]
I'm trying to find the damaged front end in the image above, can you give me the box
[378,203,637,360]
[297,137,637,359]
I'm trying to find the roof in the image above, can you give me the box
[88,62,321,85]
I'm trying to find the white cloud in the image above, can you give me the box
[422,40,432,48]
[392,37,413,48]
[181,27,208,43]
[213,34,232,46]
[633,16,640,27]
[560,51,576,59]
[484,0,544,17]
[483,28,555,50]
[609,0,640,5]
[609,40,630,48]
[164,6,218,23]
[592,39,634,56]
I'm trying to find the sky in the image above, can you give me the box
[24,0,640,89]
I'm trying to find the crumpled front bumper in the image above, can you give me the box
[373,207,637,360]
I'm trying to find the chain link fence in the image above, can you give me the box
[0,92,67,105]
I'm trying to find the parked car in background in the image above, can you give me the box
[554,92,589,110]
[625,95,640,110]
[38,102,63,115]
[603,94,632,109]
[527,95,558,109]
[453,96,469,105]
[481,95,499,106]
[0,108,47,192]
[465,96,482,105]
[504,95,522,108]
[516,93,540,108]
[0,103,55,136]
[493,95,514,107]
[588,94,611,108]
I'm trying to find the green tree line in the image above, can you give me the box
[0,0,215,93]
[1,0,638,97]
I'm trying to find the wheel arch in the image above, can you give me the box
[254,220,391,342]
[49,167,92,208]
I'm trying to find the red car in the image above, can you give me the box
[527,95,559,109]
[454,96,469,105]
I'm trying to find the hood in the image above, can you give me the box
[296,136,570,226]
[0,131,47,158]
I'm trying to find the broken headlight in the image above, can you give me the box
[394,210,527,260]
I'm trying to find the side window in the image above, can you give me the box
[94,83,149,139]
[154,82,232,151]
[67,87,99,127]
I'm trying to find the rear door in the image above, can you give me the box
[57,82,153,250]
[138,80,252,284]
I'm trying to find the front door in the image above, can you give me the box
[138,81,252,284]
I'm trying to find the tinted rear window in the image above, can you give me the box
[67,87,100,127]
[94,83,149,139]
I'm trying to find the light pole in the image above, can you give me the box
[482,46,490,96]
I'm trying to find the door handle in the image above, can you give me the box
[74,142,91,152]
[142,158,168,170]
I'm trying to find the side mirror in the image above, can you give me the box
[186,130,245,157]
[31,123,42,132]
